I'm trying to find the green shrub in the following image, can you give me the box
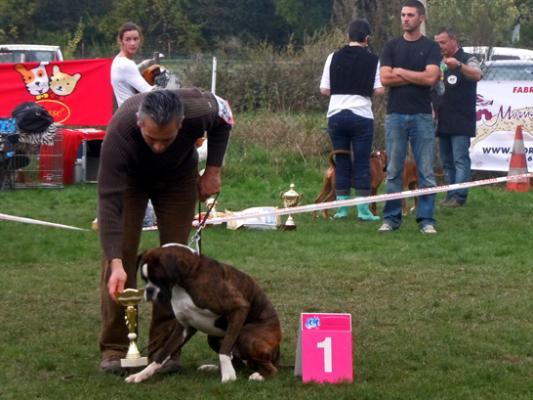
[181,31,343,113]
[178,30,387,154]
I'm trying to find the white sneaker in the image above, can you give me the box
[420,224,437,234]
[378,223,393,233]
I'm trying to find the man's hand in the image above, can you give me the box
[198,166,221,201]
[392,67,405,76]
[443,57,461,70]
[380,66,409,87]
[390,65,440,86]
[107,258,127,301]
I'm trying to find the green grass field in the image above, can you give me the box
[0,143,532,400]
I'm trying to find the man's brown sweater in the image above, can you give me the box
[97,88,231,260]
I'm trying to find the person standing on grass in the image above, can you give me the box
[320,19,384,221]
[97,89,232,375]
[110,22,169,228]
[378,0,441,234]
[433,27,482,208]
[111,22,154,107]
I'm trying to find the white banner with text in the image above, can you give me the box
[472,81,533,171]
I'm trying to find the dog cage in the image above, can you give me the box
[0,123,63,190]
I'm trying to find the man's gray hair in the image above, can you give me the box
[138,90,184,126]
[436,26,458,40]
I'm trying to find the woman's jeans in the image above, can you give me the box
[327,110,374,197]
[383,113,436,228]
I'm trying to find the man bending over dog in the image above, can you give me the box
[97,89,232,374]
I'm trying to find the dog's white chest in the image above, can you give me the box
[170,286,225,337]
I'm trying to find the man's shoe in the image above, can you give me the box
[439,198,451,207]
[158,359,183,375]
[378,223,394,233]
[100,357,125,375]
[441,198,462,208]
[420,224,437,234]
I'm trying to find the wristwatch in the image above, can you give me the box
[457,61,463,70]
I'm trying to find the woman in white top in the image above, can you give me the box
[109,23,159,230]
[320,19,384,221]
[111,22,153,107]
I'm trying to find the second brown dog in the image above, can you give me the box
[314,149,387,218]
[402,159,418,215]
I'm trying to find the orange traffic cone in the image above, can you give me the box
[506,125,531,192]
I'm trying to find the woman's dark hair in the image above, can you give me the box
[117,22,143,42]
[348,19,371,42]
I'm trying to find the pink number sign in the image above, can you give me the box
[294,313,353,383]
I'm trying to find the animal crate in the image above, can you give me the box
[0,124,64,190]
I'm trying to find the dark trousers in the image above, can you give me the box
[99,171,198,361]
[327,110,374,196]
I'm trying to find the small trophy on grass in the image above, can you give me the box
[282,183,301,230]
[117,288,148,368]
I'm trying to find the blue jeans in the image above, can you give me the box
[327,110,374,196]
[438,135,471,204]
[383,113,436,228]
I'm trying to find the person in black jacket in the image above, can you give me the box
[433,27,482,207]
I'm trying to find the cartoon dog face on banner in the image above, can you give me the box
[14,63,50,100]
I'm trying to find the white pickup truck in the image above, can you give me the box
[0,44,63,63]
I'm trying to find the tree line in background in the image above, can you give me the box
[1,0,532,59]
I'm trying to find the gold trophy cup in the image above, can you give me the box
[281,183,301,230]
[117,288,148,368]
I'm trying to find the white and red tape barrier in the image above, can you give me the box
[206,172,533,225]
[1,172,531,231]
[0,212,88,231]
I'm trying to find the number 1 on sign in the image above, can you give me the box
[317,337,332,373]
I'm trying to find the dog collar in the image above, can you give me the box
[161,242,197,254]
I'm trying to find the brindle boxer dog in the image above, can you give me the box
[125,244,281,383]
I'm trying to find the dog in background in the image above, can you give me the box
[313,149,350,218]
[126,244,282,384]
[314,149,387,218]
[402,159,418,215]
[400,160,446,215]
[369,150,387,215]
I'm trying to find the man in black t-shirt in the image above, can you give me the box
[378,0,441,234]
